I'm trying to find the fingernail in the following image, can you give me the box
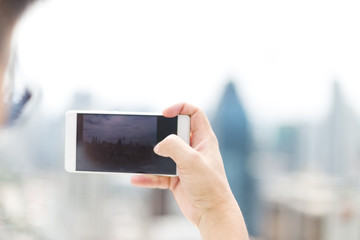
[154,144,159,154]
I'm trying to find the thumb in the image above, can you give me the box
[154,134,201,170]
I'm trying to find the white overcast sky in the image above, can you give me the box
[14,0,360,124]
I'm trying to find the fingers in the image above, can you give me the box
[132,134,202,190]
[162,102,217,147]
[154,134,202,170]
[131,174,171,189]
[162,102,190,118]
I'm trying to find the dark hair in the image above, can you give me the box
[0,0,36,49]
[0,0,36,20]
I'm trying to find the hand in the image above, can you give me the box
[131,103,249,240]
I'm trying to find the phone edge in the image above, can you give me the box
[64,111,77,172]
[64,111,190,177]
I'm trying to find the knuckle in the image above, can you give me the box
[164,134,179,145]
[188,149,202,162]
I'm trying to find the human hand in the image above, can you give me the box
[131,103,248,240]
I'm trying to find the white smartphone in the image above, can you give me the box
[65,110,190,176]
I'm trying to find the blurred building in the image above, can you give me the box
[275,125,301,170]
[261,172,360,240]
[317,82,360,179]
[260,81,360,240]
[212,81,258,236]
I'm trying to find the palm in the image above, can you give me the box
[169,176,202,226]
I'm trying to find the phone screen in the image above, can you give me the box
[76,114,177,175]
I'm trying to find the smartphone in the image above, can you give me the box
[65,111,190,176]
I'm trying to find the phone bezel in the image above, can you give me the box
[65,110,190,176]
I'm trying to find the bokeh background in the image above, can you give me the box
[1,0,360,239]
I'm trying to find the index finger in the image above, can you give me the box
[163,102,217,147]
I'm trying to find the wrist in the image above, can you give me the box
[198,196,249,240]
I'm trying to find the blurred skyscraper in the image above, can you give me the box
[212,81,258,236]
[275,125,302,171]
[318,82,360,179]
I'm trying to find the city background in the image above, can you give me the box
[1,0,360,239]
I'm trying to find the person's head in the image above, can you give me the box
[0,0,36,125]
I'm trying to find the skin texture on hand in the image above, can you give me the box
[131,103,249,240]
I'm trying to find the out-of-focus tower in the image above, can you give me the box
[319,81,360,179]
[212,81,258,236]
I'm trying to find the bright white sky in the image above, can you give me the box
[14,0,360,124]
